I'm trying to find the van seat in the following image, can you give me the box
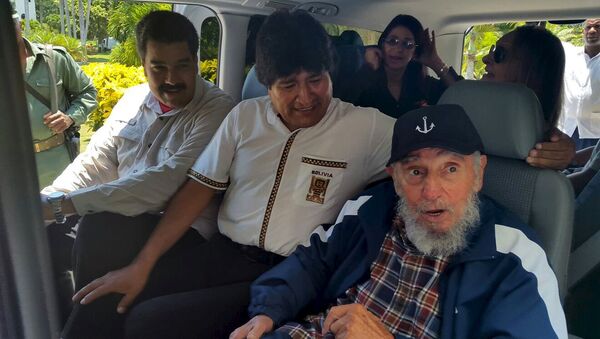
[439,80,574,300]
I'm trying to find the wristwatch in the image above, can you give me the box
[47,191,67,224]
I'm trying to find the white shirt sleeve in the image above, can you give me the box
[68,97,233,216]
[187,105,239,190]
[41,114,120,195]
[364,111,395,183]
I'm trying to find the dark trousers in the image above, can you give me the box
[61,212,283,339]
[46,215,80,324]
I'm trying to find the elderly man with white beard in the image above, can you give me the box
[231,104,567,339]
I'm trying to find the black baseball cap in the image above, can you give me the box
[387,104,484,166]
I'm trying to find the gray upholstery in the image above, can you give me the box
[439,80,574,299]
[241,30,366,102]
[440,81,545,159]
[241,65,268,101]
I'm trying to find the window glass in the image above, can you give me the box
[322,23,380,45]
[461,21,583,79]
[199,16,220,84]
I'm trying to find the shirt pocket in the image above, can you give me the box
[293,155,347,206]
[33,79,64,106]
[114,119,142,142]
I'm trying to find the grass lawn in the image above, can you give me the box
[88,52,111,63]
[79,123,94,152]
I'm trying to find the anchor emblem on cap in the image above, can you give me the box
[416,116,435,134]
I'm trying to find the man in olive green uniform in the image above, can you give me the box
[15,16,98,188]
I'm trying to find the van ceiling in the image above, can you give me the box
[165,0,600,31]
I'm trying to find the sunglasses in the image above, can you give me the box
[489,44,507,63]
[383,37,418,50]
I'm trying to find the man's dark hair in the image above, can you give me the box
[135,11,199,61]
[255,9,334,87]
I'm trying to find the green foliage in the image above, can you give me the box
[107,3,172,66]
[547,22,583,46]
[110,38,141,67]
[44,13,62,32]
[461,22,585,79]
[81,62,146,130]
[88,0,112,45]
[461,23,519,79]
[24,21,87,62]
[200,59,218,83]
[200,17,219,61]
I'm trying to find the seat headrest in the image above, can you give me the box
[330,30,364,47]
[241,65,268,101]
[338,30,363,46]
[438,80,545,159]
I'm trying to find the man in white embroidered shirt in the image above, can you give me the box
[68,9,394,339]
[40,11,235,336]
[231,105,567,339]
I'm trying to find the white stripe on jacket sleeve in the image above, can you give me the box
[306,195,373,245]
[495,224,568,339]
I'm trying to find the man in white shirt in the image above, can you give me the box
[560,18,600,150]
[67,9,394,339]
[41,11,235,335]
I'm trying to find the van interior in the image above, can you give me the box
[0,0,598,338]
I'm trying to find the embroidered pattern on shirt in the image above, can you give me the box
[306,176,330,204]
[259,130,301,248]
[301,157,347,168]
[187,169,228,189]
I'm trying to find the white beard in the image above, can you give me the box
[396,191,480,257]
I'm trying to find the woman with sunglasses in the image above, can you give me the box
[481,25,575,170]
[339,14,460,118]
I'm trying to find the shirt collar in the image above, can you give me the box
[23,38,46,59]
[143,75,206,118]
[265,97,339,132]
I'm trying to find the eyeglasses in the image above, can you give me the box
[489,44,507,63]
[383,37,418,50]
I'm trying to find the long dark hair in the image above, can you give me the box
[378,14,428,99]
[510,25,565,131]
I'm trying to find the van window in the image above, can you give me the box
[199,16,220,84]
[173,4,221,84]
[461,22,584,80]
[322,23,380,45]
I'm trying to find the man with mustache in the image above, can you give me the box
[66,9,394,338]
[38,10,235,331]
[231,105,567,339]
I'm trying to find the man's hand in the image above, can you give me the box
[229,315,274,339]
[322,304,393,339]
[526,128,576,170]
[43,110,74,134]
[72,262,152,314]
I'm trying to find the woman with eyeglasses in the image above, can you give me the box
[480,25,575,170]
[338,14,460,119]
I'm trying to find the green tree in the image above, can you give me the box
[35,0,58,25]
[547,22,583,46]
[200,17,219,61]
[108,2,172,66]
[462,23,519,79]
